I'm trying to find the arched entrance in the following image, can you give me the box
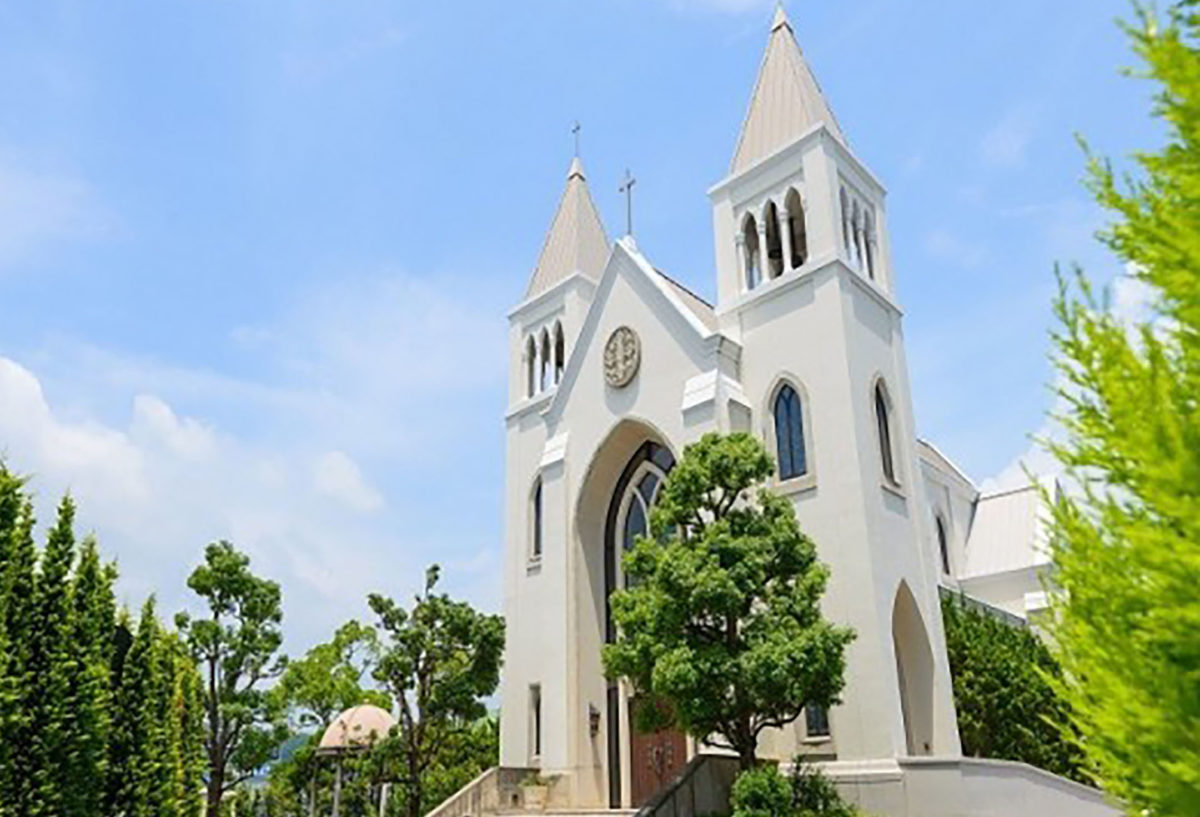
[892,581,935,756]
[602,440,687,807]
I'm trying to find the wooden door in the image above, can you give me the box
[628,700,688,806]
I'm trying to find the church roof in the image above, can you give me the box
[961,480,1057,579]
[730,5,845,174]
[525,157,611,298]
[656,269,717,332]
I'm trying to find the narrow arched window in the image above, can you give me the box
[773,384,807,480]
[525,336,536,398]
[531,477,544,559]
[553,322,565,384]
[936,516,950,575]
[539,330,550,392]
[785,188,806,269]
[863,210,876,280]
[851,200,863,268]
[764,201,784,279]
[875,383,896,484]
[743,214,761,290]
[840,188,851,254]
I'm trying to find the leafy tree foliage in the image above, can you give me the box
[0,465,205,817]
[369,565,505,817]
[730,761,858,817]
[1043,3,1200,814]
[603,432,854,769]
[176,541,287,817]
[267,620,391,817]
[939,594,1084,781]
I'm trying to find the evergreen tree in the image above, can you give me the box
[1045,2,1200,814]
[27,496,78,817]
[0,467,28,817]
[64,535,117,816]
[116,598,175,817]
[2,491,37,812]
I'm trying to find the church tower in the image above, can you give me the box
[708,7,960,764]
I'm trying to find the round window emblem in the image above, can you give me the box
[603,326,641,388]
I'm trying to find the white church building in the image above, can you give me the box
[477,8,1116,817]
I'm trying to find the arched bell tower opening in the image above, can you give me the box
[892,581,935,756]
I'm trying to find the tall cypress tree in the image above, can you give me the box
[27,496,78,817]
[65,536,116,816]
[3,493,37,812]
[115,598,173,817]
[0,467,28,817]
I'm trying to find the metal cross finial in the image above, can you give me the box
[618,169,637,237]
[571,121,581,157]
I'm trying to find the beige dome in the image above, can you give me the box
[318,704,396,753]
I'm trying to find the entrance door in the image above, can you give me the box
[628,698,688,806]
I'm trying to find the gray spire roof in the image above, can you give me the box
[730,5,845,174]
[525,157,611,298]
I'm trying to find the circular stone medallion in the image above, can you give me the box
[603,326,641,388]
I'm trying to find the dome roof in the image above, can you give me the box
[318,704,396,753]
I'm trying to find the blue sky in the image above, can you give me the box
[0,0,1158,653]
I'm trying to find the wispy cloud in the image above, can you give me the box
[980,106,1037,169]
[0,269,508,653]
[0,148,116,272]
[923,228,987,269]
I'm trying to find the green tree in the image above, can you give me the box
[602,432,854,770]
[176,541,287,817]
[369,565,505,817]
[26,496,78,816]
[276,619,389,731]
[64,535,117,816]
[115,598,177,817]
[0,467,30,816]
[270,620,390,816]
[939,594,1084,781]
[1043,2,1200,815]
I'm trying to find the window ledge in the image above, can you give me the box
[881,479,906,500]
[775,473,817,496]
[801,735,832,746]
[526,557,543,575]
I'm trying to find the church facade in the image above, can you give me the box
[494,9,1112,817]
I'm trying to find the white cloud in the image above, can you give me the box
[980,106,1036,169]
[923,228,987,269]
[0,150,115,271]
[312,451,383,512]
[0,269,508,653]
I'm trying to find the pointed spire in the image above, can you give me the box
[730,4,845,174]
[525,157,611,298]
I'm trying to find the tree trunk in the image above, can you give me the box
[206,769,224,817]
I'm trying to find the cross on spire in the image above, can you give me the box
[618,169,637,237]
[572,121,581,157]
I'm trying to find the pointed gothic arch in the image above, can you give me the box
[873,378,898,485]
[742,213,761,290]
[764,200,784,279]
[784,188,807,269]
[525,336,537,398]
[768,378,809,481]
[892,581,935,756]
[554,321,566,384]
[863,209,876,280]
[840,188,851,255]
[935,515,951,576]
[540,329,551,392]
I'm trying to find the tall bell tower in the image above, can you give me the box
[708,6,962,765]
